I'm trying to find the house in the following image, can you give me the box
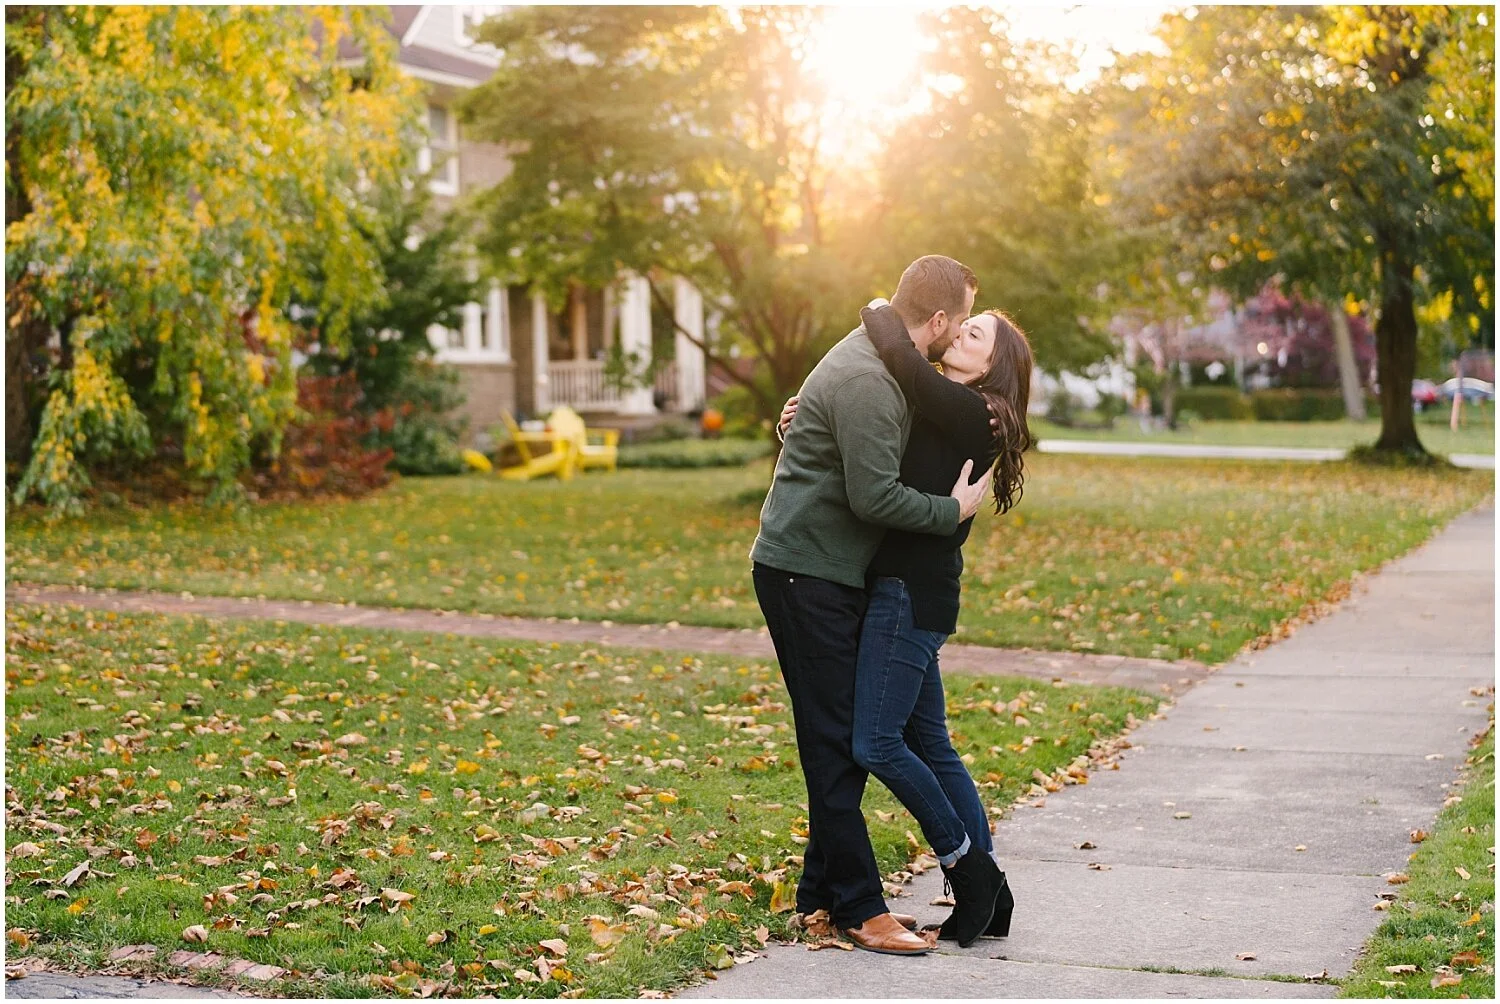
[353,6,711,440]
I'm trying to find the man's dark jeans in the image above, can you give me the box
[752,562,886,929]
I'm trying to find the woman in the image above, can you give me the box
[778,301,1033,948]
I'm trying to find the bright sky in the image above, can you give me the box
[807,3,1175,115]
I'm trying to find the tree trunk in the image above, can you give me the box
[1160,368,1180,430]
[1325,298,1367,421]
[1371,250,1424,455]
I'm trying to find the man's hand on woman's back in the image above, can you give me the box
[950,459,989,521]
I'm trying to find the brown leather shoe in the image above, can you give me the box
[890,912,917,930]
[842,913,932,956]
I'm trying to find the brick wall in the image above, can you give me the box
[450,362,516,445]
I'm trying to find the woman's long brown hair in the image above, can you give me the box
[966,309,1034,514]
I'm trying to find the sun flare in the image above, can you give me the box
[805,6,927,119]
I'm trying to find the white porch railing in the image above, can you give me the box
[548,359,621,410]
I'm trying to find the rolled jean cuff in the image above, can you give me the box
[937,833,971,869]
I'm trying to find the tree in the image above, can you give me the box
[461,5,877,422]
[1095,6,1493,456]
[1239,286,1376,391]
[5,6,416,511]
[868,7,1114,374]
[299,181,478,476]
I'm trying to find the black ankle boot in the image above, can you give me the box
[939,848,1004,947]
[987,872,1014,936]
[937,868,1013,940]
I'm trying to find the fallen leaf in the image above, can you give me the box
[1451,951,1480,967]
[8,843,43,860]
[1386,873,1410,885]
[6,930,31,950]
[1087,862,1112,871]
[1385,964,1418,975]
[753,925,769,947]
[61,862,90,888]
[1075,841,1096,850]
[181,925,209,944]
[1455,866,1471,881]
[1410,829,1428,844]
[707,943,734,970]
[1236,952,1257,961]
[587,918,629,948]
[1431,974,1462,988]
[769,880,795,914]
[1173,812,1192,820]
[540,938,569,957]
[380,888,415,912]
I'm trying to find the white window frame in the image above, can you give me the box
[420,102,460,197]
[430,282,511,365]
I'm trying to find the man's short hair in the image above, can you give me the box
[890,255,979,328]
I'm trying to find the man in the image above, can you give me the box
[751,255,987,955]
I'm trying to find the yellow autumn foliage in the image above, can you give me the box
[7,6,418,512]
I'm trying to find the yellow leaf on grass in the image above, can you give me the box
[587,918,629,948]
[769,880,795,914]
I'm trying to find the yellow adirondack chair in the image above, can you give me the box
[548,406,620,473]
[496,411,575,481]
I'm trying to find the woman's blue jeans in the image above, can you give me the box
[853,577,993,864]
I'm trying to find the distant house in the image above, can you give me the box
[348,6,711,439]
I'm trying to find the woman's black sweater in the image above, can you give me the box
[862,304,997,635]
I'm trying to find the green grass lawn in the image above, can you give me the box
[1034,410,1495,456]
[1340,727,1495,999]
[7,456,1491,663]
[2,604,1151,997]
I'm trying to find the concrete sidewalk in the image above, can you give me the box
[1037,438,1496,470]
[681,506,1495,998]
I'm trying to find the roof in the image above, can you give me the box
[338,5,497,86]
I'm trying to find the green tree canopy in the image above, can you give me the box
[6,5,417,510]
[868,6,1114,374]
[465,6,980,419]
[1094,5,1494,455]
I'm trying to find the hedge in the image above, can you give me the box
[1174,386,1255,421]
[1250,388,1370,422]
[617,437,774,469]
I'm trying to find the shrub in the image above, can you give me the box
[1174,386,1255,421]
[617,438,773,469]
[249,374,393,499]
[1251,388,1359,422]
[709,385,774,440]
[1096,392,1129,425]
[1045,386,1082,427]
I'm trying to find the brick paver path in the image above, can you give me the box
[9,584,1207,694]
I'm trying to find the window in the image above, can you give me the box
[455,5,503,48]
[419,103,459,196]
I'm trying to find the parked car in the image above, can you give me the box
[1412,379,1440,409]
[1439,376,1495,403]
